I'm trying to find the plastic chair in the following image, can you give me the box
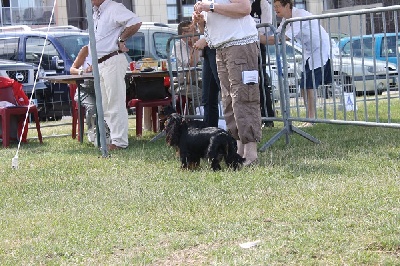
[0,78,43,147]
[127,97,172,136]
[69,84,85,141]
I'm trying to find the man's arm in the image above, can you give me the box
[70,46,89,75]
[194,0,251,19]
[118,22,142,52]
[119,22,142,41]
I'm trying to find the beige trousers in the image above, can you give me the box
[216,42,261,144]
[99,53,129,148]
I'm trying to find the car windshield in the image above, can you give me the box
[125,32,145,61]
[153,32,175,59]
[56,35,89,61]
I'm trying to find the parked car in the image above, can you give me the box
[125,22,177,61]
[0,37,47,111]
[0,26,89,120]
[339,33,400,65]
[329,32,349,44]
[0,58,46,89]
[266,42,303,102]
[0,23,177,120]
[273,41,397,97]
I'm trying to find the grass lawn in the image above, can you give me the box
[0,117,399,265]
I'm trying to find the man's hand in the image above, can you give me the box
[193,38,207,50]
[118,41,129,52]
[194,1,211,13]
[192,11,204,23]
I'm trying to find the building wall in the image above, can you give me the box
[336,0,399,6]
[134,0,168,23]
[324,0,400,34]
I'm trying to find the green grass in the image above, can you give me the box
[0,117,400,265]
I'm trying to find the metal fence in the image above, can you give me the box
[165,30,284,131]
[258,5,400,151]
[24,5,400,148]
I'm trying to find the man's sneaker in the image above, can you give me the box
[87,127,96,143]
[104,121,111,145]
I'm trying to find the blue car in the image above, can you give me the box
[0,27,89,120]
[0,23,177,120]
[339,33,400,65]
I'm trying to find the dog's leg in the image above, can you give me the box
[180,150,189,169]
[206,134,228,171]
[225,137,246,170]
[180,158,188,169]
[210,158,222,171]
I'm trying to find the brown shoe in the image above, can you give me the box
[107,144,123,151]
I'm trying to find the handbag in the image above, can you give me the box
[126,76,167,100]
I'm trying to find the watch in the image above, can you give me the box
[209,3,214,12]
[118,36,125,42]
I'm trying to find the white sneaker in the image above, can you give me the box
[87,128,96,143]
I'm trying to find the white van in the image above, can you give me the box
[125,22,177,61]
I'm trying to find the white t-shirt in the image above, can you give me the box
[277,7,330,70]
[250,0,273,34]
[205,0,258,48]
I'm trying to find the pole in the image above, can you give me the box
[84,0,109,157]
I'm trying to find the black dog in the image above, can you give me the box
[164,113,245,171]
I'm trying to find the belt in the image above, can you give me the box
[98,50,123,64]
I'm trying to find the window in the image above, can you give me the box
[125,32,145,61]
[361,38,373,57]
[56,35,89,61]
[153,32,175,59]
[0,37,19,60]
[167,0,177,22]
[0,0,53,25]
[25,37,59,70]
[167,6,177,21]
[383,36,398,57]
[293,0,305,9]
[342,41,351,56]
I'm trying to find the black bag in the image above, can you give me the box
[126,76,167,100]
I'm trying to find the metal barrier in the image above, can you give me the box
[165,27,283,128]
[258,5,400,151]
[166,33,204,118]
[26,5,400,147]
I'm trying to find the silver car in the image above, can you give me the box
[268,40,397,99]
[0,59,47,101]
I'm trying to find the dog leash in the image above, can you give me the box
[149,130,166,142]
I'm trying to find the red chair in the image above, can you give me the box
[0,78,43,147]
[69,84,85,141]
[127,97,172,136]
